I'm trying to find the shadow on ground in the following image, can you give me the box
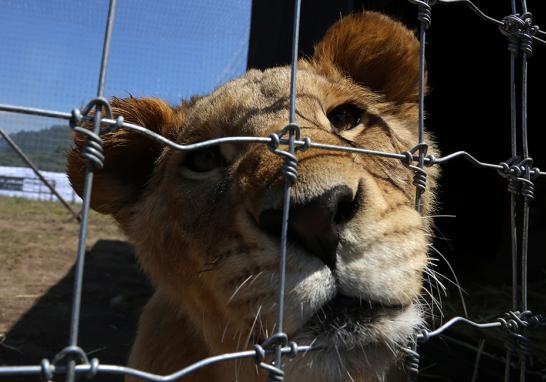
[0,240,153,382]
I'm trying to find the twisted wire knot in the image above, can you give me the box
[279,122,301,141]
[69,108,84,129]
[498,157,536,199]
[72,126,105,169]
[253,343,284,381]
[402,346,420,374]
[498,311,534,357]
[253,346,285,382]
[416,328,431,343]
[409,0,434,29]
[282,152,298,185]
[412,168,427,193]
[106,115,125,134]
[506,34,520,55]
[401,143,429,193]
[498,158,521,178]
[253,333,296,382]
[520,13,538,56]
[297,136,312,152]
[69,97,115,169]
[40,359,53,382]
[500,14,526,43]
[268,123,305,185]
[500,13,538,56]
[87,357,100,379]
[268,133,281,152]
[423,154,436,167]
[520,177,535,199]
[520,32,533,56]
[507,178,521,195]
[81,97,113,119]
[51,345,90,367]
[499,157,522,195]
[262,332,289,349]
[40,346,99,381]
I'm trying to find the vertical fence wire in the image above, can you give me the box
[404,2,431,380]
[65,1,116,381]
[506,0,520,378]
[414,0,430,214]
[272,0,302,376]
[518,2,531,380]
[519,1,530,315]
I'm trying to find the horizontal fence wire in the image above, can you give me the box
[0,0,545,381]
[1,103,544,177]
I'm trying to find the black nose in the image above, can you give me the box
[258,185,358,269]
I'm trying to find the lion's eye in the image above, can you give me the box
[327,104,363,131]
[184,147,226,172]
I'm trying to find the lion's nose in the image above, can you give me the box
[258,185,357,269]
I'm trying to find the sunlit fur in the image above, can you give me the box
[68,11,440,382]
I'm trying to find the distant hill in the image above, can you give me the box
[0,125,73,172]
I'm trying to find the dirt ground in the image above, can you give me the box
[0,197,152,381]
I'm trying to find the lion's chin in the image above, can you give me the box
[284,297,420,380]
[305,294,407,331]
[284,301,419,382]
[296,294,415,345]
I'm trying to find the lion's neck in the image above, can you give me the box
[128,290,262,381]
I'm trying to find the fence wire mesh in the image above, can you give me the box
[0,0,545,381]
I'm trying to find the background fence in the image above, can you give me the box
[0,0,545,381]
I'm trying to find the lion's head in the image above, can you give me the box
[68,11,438,382]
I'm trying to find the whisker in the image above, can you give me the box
[426,258,468,296]
[221,322,230,343]
[424,266,447,295]
[228,274,255,303]
[346,370,357,382]
[418,293,436,314]
[429,244,468,318]
[244,305,263,349]
[333,344,345,379]
[421,285,444,319]
[424,274,437,321]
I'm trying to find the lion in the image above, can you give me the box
[67,11,439,382]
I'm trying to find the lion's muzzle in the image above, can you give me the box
[257,184,360,269]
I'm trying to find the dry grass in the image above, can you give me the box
[0,196,122,260]
[0,196,125,334]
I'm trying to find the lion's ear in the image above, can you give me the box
[312,11,422,105]
[67,97,183,215]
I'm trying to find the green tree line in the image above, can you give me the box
[0,126,72,172]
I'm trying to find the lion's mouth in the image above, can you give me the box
[302,294,408,335]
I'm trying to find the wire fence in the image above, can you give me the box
[0,0,544,381]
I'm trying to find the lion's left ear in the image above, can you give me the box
[311,11,423,105]
[67,97,184,215]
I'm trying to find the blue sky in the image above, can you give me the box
[0,0,251,133]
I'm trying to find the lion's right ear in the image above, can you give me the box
[311,11,422,105]
[67,97,184,215]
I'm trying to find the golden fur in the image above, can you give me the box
[68,11,439,382]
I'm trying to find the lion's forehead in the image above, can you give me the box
[179,66,371,140]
